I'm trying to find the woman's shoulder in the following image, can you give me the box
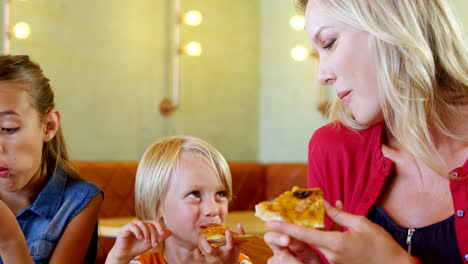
[309,121,384,151]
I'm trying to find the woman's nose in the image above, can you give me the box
[317,60,336,85]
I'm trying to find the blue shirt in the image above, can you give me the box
[0,168,102,264]
[368,204,462,264]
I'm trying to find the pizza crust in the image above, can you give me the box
[200,224,253,247]
[255,186,324,228]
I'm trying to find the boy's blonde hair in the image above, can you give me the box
[297,0,468,175]
[135,136,232,220]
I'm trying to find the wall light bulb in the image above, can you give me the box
[291,46,309,61]
[289,16,305,31]
[185,41,202,56]
[13,22,31,39]
[184,10,202,26]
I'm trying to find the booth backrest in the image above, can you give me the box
[73,161,308,216]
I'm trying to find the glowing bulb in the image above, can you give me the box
[13,22,31,39]
[291,46,309,61]
[185,41,202,56]
[184,10,202,26]
[289,16,305,31]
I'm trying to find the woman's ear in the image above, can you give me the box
[43,109,60,142]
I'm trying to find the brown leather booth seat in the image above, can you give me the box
[73,161,308,263]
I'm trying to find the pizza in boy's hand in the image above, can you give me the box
[200,224,254,247]
[255,186,324,228]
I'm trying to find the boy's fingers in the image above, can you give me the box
[236,223,245,235]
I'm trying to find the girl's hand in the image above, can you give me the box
[265,201,415,264]
[0,201,34,264]
[105,220,171,264]
[194,223,244,264]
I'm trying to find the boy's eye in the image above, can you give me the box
[188,191,201,198]
[2,127,19,134]
[216,191,227,199]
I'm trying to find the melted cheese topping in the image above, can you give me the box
[256,186,324,228]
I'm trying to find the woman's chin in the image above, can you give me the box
[352,113,384,128]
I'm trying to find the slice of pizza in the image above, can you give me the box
[255,186,324,228]
[200,223,254,247]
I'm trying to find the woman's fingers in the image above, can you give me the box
[267,220,342,251]
[264,232,305,264]
[324,201,367,231]
[264,231,291,248]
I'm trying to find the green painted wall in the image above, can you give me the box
[259,0,326,162]
[1,0,467,162]
[452,0,468,30]
[3,0,260,161]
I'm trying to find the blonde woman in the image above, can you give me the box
[105,136,252,264]
[265,0,468,263]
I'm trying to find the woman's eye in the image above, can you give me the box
[2,127,19,134]
[323,39,336,50]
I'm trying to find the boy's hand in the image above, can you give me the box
[194,223,245,264]
[106,220,171,264]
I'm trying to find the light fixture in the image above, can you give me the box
[289,15,305,31]
[13,22,30,39]
[2,0,11,54]
[290,16,329,116]
[184,41,202,56]
[160,1,204,116]
[291,46,317,61]
[184,10,202,26]
[3,1,32,54]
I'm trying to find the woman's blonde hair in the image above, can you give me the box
[135,135,232,220]
[0,55,79,180]
[297,0,468,176]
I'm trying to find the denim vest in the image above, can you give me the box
[0,168,103,264]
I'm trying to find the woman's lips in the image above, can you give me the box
[337,90,352,104]
[0,168,9,178]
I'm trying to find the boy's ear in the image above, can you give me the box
[43,109,60,142]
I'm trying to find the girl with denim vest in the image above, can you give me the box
[0,200,32,263]
[0,55,103,263]
[105,136,252,264]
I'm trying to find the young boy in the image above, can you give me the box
[105,136,252,264]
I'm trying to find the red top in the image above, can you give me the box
[308,121,468,263]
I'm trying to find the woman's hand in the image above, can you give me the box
[264,232,321,264]
[194,223,244,264]
[106,220,171,264]
[265,201,415,264]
